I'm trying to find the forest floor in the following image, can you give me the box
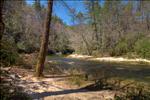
[1,54,150,100]
[1,67,117,100]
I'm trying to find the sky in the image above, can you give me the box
[26,0,87,26]
[26,0,129,26]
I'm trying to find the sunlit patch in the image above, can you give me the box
[68,54,150,64]
[116,67,125,70]
[68,61,75,65]
[145,76,150,80]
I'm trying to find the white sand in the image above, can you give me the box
[68,54,150,64]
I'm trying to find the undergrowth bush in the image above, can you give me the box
[124,52,139,59]
[0,38,19,66]
[134,37,150,59]
[17,42,38,53]
[114,41,128,56]
[115,84,150,100]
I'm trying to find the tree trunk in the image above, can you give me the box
[146,14,150,30]
[35,0,53,77]
[0,0,4,40]
[91,1,99,51]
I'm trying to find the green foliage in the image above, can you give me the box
[134,38,150,59]
[124,52,139,59]
[110,40,128,56]
[0,38,19,66]
[17,42,38,53]
[33,0,41,12]
[2,0,150,61]
[52,15,63,24]
[124,1,133,13]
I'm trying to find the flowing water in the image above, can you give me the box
[47,56,150,83]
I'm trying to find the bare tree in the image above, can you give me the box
[35,0,53,77]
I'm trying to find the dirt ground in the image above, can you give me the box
[1,67,117,100]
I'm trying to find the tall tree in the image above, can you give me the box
[34,0,42,19]
[35,0,53,77]
[0,0,4,40]
[76,12,92,55]
[34,0,41,12]
[85,0,101,52]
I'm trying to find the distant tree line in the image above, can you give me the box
[1,0,150,67]
[69,0,150,58]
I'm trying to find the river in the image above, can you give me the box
[47,55,150,84]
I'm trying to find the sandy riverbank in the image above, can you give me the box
[68,54,150,64]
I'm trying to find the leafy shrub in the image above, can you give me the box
[113,41,128,56]
[124,52,139,59]
[0,49,19,66]
[17,42,38,54]
[109,39,129,56]
[0,38,19,66]
[134,38,150,59]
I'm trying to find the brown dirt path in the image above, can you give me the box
[2,67,117,100]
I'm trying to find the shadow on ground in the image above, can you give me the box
[30,88,88,99]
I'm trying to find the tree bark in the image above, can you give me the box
[35,0,53,77]
[0,0,4,40]
[91,1,99,51]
